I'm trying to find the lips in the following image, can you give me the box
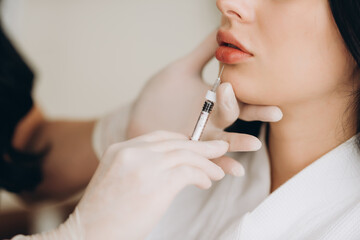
[215,30,253,64]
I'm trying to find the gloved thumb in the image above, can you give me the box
[212,82,240,129]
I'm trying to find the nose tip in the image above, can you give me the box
[216,0,254,23]
[216,0,241,19]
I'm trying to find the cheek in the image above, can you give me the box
[220,64,288,105]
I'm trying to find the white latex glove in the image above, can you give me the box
[13,131,230,240]
[127,30,283,145]
[92,30,283,174]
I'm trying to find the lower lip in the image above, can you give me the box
[215,46,252,64]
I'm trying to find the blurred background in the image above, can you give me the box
[0,0,220,238]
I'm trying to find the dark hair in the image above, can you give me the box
[330,0,360,68]
[329,0,360,148]
[0,22,43,193]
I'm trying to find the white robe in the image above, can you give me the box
[146,125,360,240]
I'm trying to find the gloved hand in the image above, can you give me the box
[92,30,283,174]
[126,30,282,146]
[13,131,230,240]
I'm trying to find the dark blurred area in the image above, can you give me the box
[0,202,75,239]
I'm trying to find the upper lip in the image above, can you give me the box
[217,30,253,55]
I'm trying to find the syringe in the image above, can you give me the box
[190,65,225,141]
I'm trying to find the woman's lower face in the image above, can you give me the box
[215,0,357,108]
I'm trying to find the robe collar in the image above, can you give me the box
[239,124,360,239]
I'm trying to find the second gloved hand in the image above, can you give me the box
[80,131,230,240]
[13,131,230,240]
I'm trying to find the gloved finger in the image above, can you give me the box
[169,165,213,190]
[212,156,245,177]
[163,150,225,181]
[212,82,240,129]
[208,130,262,152]
[183,29,218,74]
[133,130,188,143]
[146,139,229,159]
[239,104,283,122]
[106,131,188,154]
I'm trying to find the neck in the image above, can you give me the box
[267,93,357,193]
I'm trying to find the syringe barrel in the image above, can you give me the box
[190,100,214,141]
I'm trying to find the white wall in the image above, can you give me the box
[3,0,220,119]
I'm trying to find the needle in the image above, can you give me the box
[211,65,225,92]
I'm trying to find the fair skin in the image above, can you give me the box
[216,0,359,192]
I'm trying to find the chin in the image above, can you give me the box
[222,75,270,105]
[234,88,273,106]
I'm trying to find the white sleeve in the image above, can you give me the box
[92,103,132,160]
